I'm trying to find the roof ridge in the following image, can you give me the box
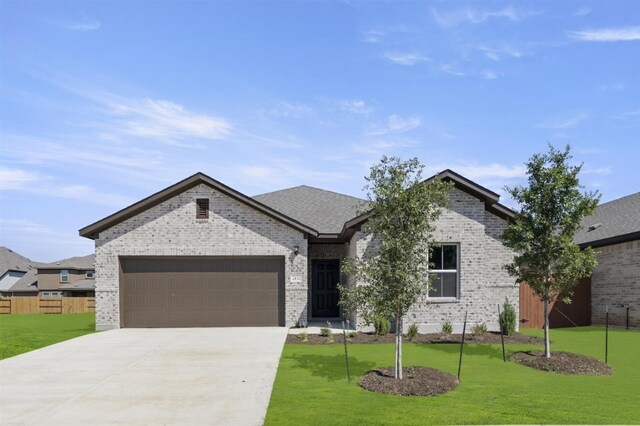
[254,184,367,202]
[596,191,640,208]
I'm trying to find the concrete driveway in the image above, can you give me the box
[0,327,288,425]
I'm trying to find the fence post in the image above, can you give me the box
[498,304,506,362]
[605,306,609,364]
[627,307,630,330]
[457,311,468,380]
[342,320,351,383]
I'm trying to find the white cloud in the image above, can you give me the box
[439,63,466,77]
[611,109,640,121]
[107,98,231,142]
[56,15,101,32]
[362,30,385,43]
[381,52,430,66]
[537,113,589,129]
[480,69,499,80]
[266,101,314,119]
[0,169,39,190]
[476,45,524,61]
[368,115,422,135]
[442,163,527,180]
[339,99,373,115]
[572,7,592,17]
[432,6,538,27]
[569,27,640,42]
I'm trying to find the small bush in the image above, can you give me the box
[374,316,391,336]
[346,331,358,339]
[499,298,517,336]
[406,323,419,341]
[472,322,487,335]
[319,327,332,337]
[297,331,308,343]
[441,321,453,335]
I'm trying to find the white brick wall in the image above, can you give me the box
[591,240,640,328]
[94,184,307,330]
[352,188,517,332]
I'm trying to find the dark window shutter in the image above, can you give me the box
[196,198,209,219]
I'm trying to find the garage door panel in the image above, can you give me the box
[120,257,284,327]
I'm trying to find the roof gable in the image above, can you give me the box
[574,192,640,247]
[253,185,366,234]
[0,247,32,275]
[79,173,319,239]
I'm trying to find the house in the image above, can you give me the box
[3,254,96,298]
[79,170,517,331]
[31,255,96,298]
[574,192,640,328]
[0,247,33,295]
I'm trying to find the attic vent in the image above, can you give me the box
[588,223,602,232]
[196,198,209,219]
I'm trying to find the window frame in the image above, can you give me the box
[196,198,210,219]
[85,271,95,279]
[60,269,69,283]
[427,243,460,299]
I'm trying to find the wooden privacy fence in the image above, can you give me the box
[519,277,591,328]
[0,297,95,315]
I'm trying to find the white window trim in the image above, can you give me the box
[85,271,95,279]
[427,243,460,300]
[60,270,69,283]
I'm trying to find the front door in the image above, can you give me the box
[312,260,340,317]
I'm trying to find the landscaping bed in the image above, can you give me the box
[510,350,613,375]
[359,366,459,396]
[287,331,543,345]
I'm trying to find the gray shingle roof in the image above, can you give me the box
[7,269,38,293]
[59,279,95,291]
[574,192,640,246]
[0,247,32,275]
[34,254,95,271]
[253,186,367,234]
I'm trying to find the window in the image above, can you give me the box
[85,271,95,279]
[42,291,61,298]
[196,198,209,219]
[428,244,459,298]
[60,270,69,283]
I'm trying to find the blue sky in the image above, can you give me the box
[1,1,638,261]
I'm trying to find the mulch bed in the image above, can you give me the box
[509,350,613,375]
[359,366,459,396]
[287,331,543,345]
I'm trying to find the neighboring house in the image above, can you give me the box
[80,170,516,331]
[0,247,33,294]
[574,192,640,328]
[30,255,96,298]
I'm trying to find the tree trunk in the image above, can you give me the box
[395,313,403,379]
[544,298,551,358]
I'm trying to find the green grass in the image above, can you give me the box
[266,327,640,425]
[0,313,96,360]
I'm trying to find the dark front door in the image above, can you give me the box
[312,260,340,317]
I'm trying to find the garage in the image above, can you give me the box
[119,257,285,328]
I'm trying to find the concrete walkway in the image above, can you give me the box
[0,327,288,425]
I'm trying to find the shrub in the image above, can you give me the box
[406,323,419,341]
[472,322,487,335]
[374,316,391,336]
[441,321,453,335]
[347,331,358,339]
[297,331,308,343]
[319,328,332,337]
[499,298,517,336]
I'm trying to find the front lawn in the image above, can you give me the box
[266,327,639,425]
[0,313,96,360]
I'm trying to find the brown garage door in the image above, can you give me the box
[119,257,285,328]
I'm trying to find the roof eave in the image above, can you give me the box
[578,230,640,249]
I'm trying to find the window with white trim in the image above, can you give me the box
[60,270,69,283]
[428,244,459,298]
[85,271,95,279]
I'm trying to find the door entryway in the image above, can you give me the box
[311,259,340,317]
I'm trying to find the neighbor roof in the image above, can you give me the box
[253,186,366,234]
[34,254,95,271]
[0,247,32,275]
[79,172,319,239]
[59,279,95,291]
[7,269,38,293]
[574,192,640,248]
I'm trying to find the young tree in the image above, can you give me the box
[503,145,599,358]
[339,156,451,379]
